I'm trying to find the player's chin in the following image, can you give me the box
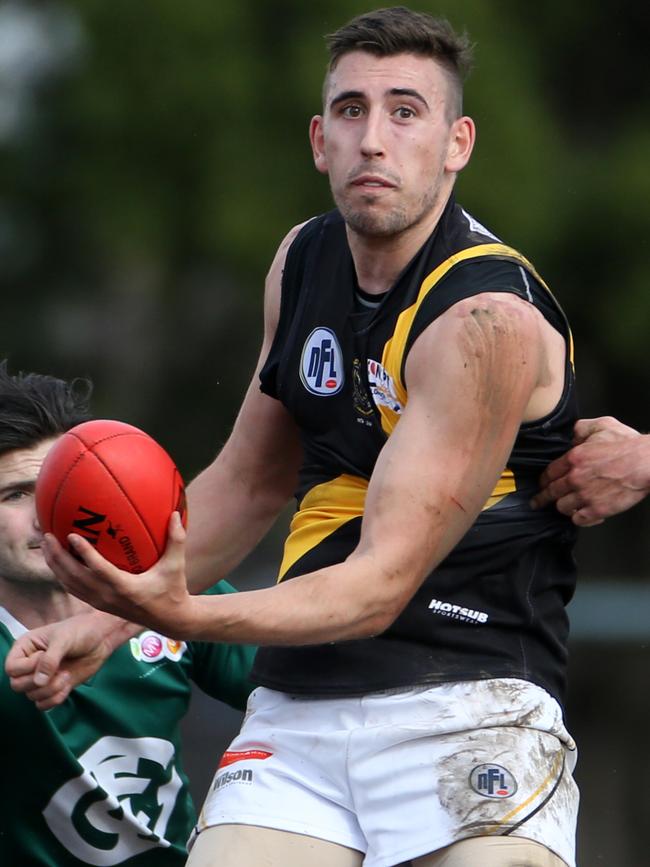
[347,209,406,238]
[19,561,59,587]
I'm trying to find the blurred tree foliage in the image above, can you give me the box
[1,0,648,575]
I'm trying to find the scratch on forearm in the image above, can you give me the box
[450,496,467,512]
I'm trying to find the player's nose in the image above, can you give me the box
[32,508,43,533]
[359,110,386,158]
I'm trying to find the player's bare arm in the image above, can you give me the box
[532,415,650,525]
[41,291,564,645]
[185,224,306,592]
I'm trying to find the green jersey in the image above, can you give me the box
[0,581,255,866]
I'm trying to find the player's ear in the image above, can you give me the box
[445,116,475,173]
[310,115,328,175]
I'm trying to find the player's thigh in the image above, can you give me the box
[186,823,364,867]
[412,835,568,867]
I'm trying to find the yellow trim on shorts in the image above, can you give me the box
[485,749,565,834]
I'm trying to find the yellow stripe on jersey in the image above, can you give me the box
[371,244,566,514]
[278,473,368,581]
[483,468,516,510]
[279,467,515,581]
[378,243,573,438]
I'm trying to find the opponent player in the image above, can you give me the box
[0,360,255,866]
[532,415,650,524]
[9,8,581,867]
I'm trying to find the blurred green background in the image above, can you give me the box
[2,1,649,864]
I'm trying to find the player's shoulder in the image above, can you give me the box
[440,290,543,340]
[411,292,544,370]
[266,217,316,284]
[265,213,333,313]
[452,203,504,246]
[276,220,311,260]
[277,211,337,262]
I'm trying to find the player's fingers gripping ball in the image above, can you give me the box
[36,420,187,573]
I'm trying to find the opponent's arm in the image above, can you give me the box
[531,416,650,525]
[44,292,558,644]
[6,611,141,709]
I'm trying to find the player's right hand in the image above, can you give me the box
[42,512,192,637]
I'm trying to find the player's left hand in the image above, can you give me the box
[42,512,194,636]
[531,417,649,525]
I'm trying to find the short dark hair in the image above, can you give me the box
[325,6,473,117]
[0,360,93,456]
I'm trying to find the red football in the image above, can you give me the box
[36,419,187,573]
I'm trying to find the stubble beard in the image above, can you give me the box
[339,202,411,237]
[336,181,444,240]
[0,550,57,589]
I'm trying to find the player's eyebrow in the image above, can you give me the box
[329,89,365,110]
[389,87,430,110]
[329,87,430,111]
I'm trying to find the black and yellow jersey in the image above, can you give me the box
[253,196,578,706]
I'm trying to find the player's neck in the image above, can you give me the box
[346,191,451,295]
[0,577,89,629]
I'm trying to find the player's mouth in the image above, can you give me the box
[350,174,397,189]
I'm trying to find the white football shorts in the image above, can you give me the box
[192,678,578,867]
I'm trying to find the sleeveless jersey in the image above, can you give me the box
[0,581,256,867]
[253,197,578,705]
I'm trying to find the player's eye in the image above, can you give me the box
[2,489,29,503]
[394,106,416,120]
[341,104,363,118]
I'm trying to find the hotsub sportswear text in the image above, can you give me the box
[428,598,489,624]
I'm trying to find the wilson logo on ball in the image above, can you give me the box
[36,419,187,573]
